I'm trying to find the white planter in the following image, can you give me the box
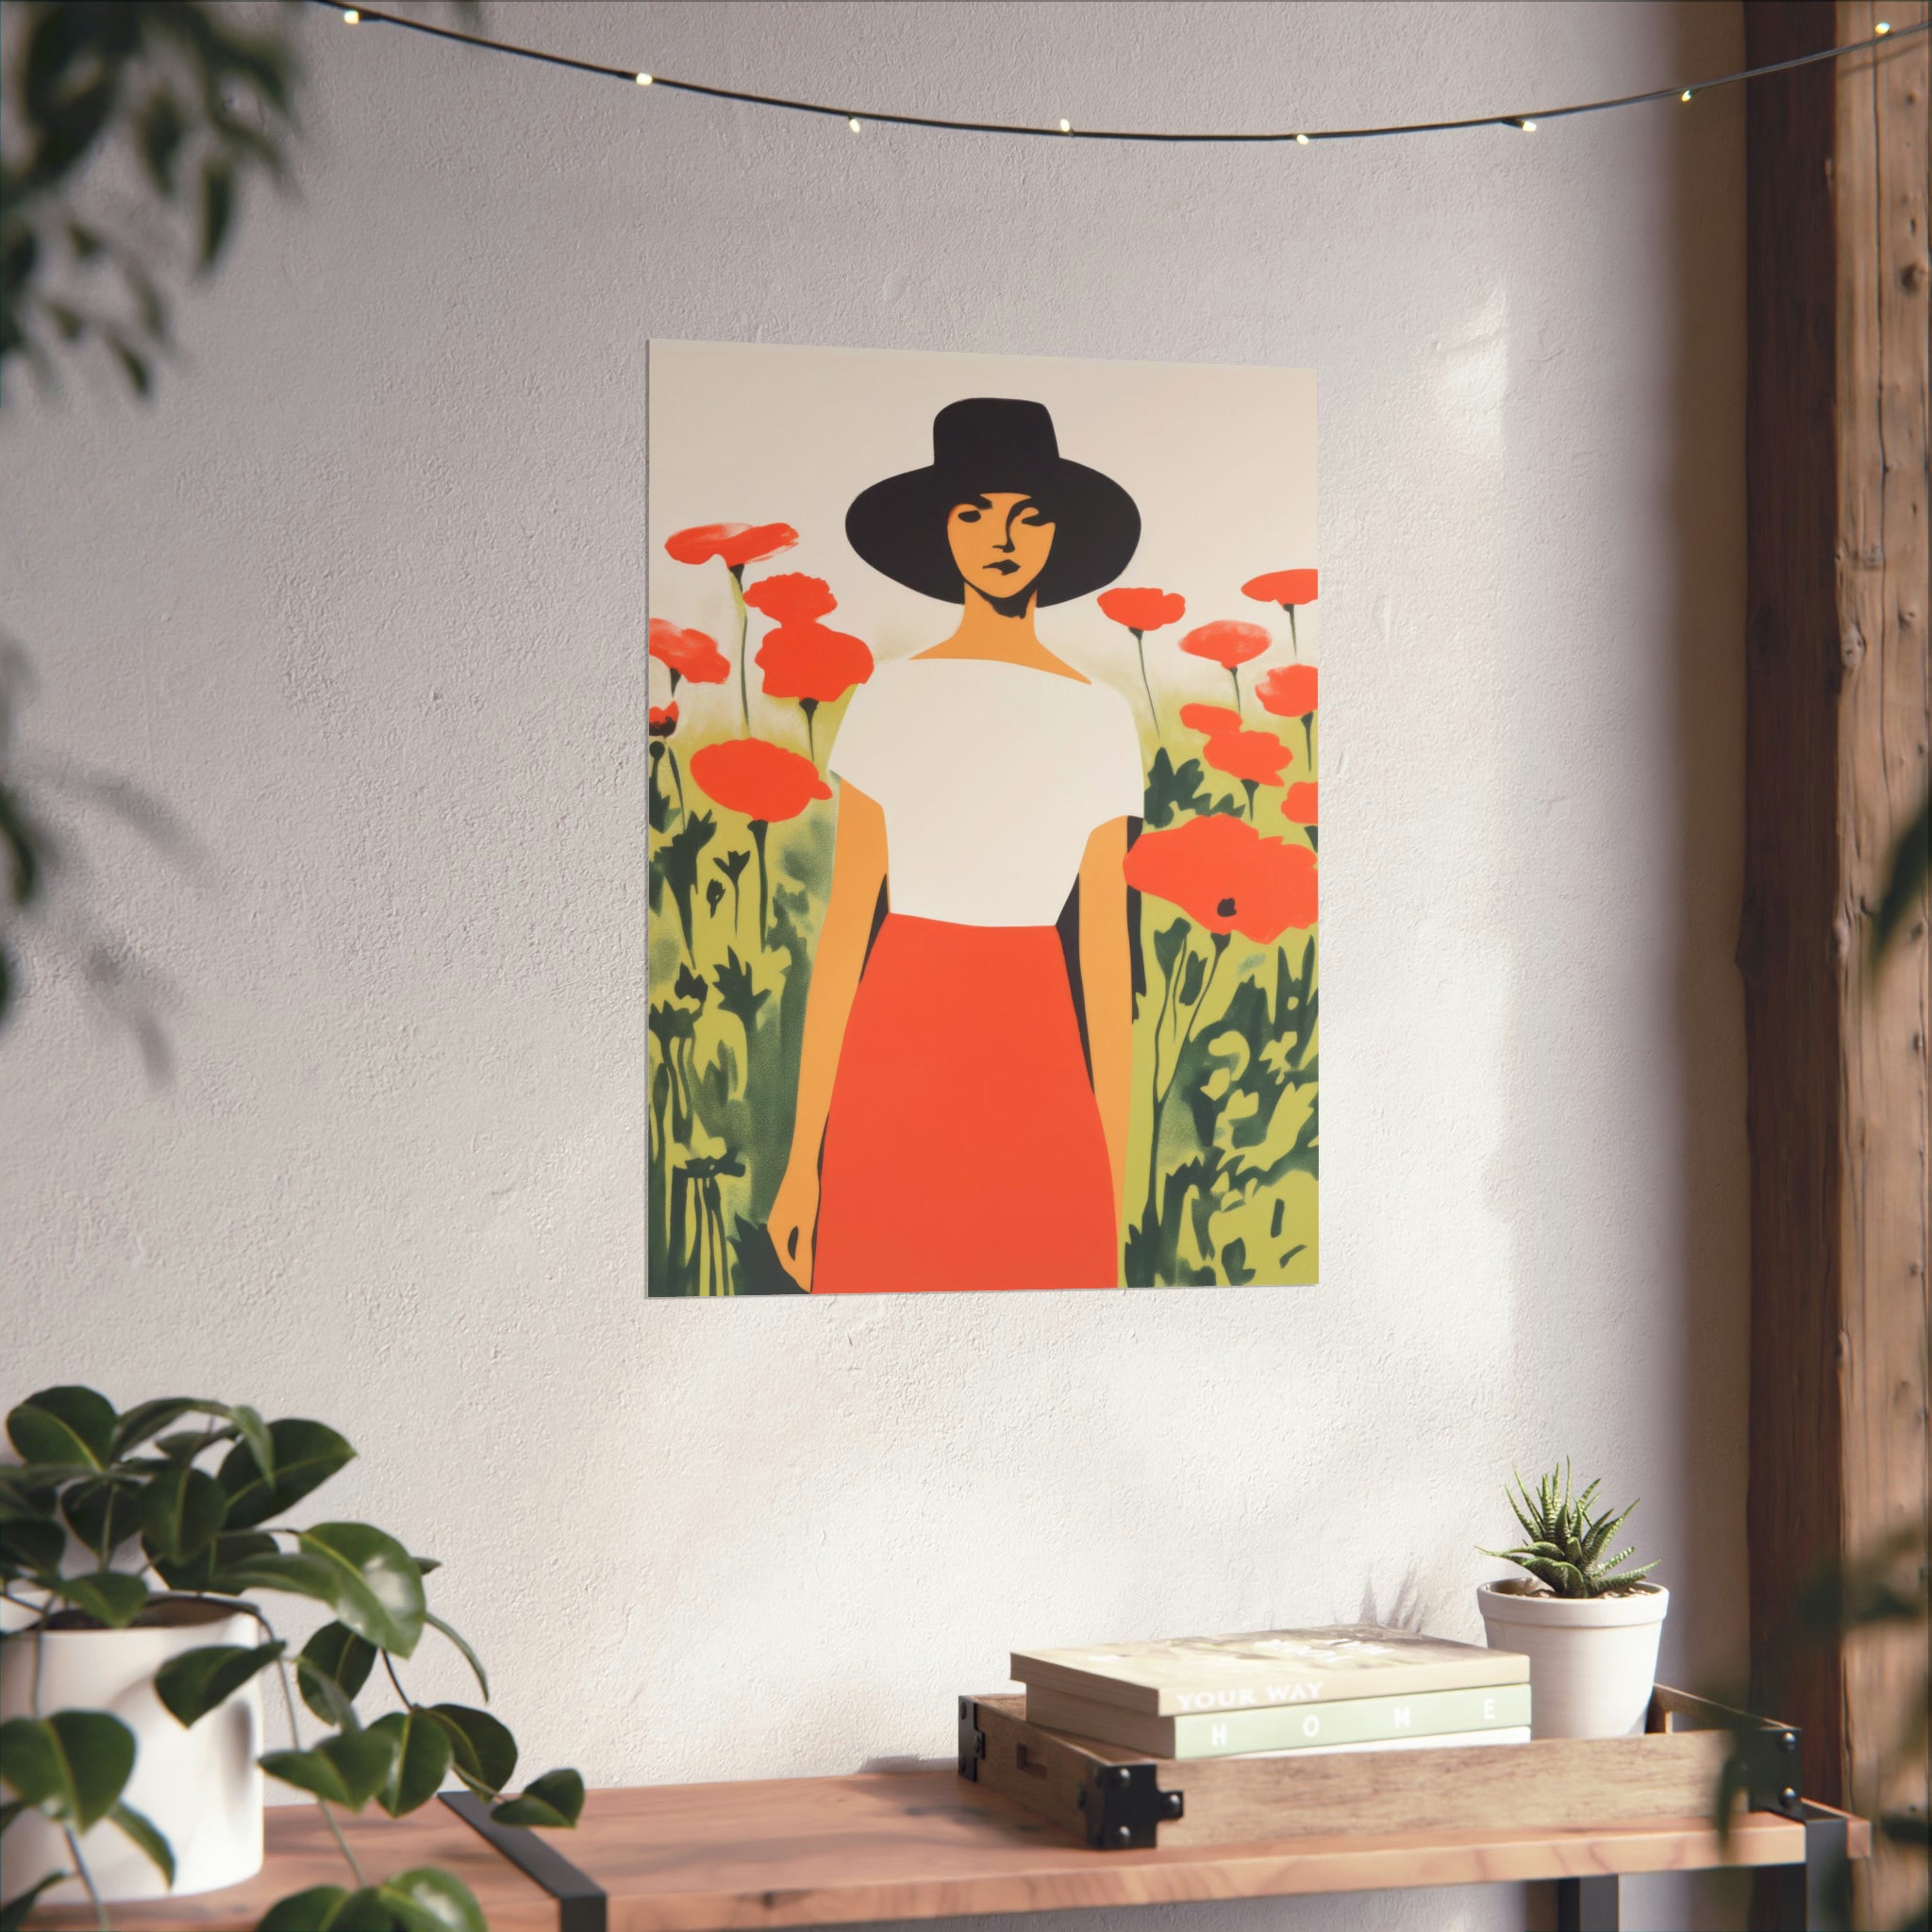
[0,1597,264,1902]
[1477,1578,1669,1740]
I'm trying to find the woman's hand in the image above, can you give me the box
[767,1162,820,1291]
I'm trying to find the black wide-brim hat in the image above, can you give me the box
[845,397,1141,607]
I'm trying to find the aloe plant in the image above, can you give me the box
[1481,1461,1659,1600]
[0,1385,583,1932]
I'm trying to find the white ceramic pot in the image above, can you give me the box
[1476,1578,1670,1740]
[0,1596,265,1902]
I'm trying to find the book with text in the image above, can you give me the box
[1024,1680,1533,1758]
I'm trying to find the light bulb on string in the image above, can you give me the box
[635,72,653,86]
[848,116,861,133]
[1518,118,1536,132]
[1058,118,1072,133]
[1875,19,1891,32]
[1680,89,1693,103]
[1295,133,1309,145]
[341,6,358,18]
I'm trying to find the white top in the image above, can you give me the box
[828,656,1145,927]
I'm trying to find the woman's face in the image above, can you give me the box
[948,492,1055,604]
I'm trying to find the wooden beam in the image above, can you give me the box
[1742,3,1931,1924]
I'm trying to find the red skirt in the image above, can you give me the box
[813,914,1118,1292]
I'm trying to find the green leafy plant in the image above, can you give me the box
[1480,1461,1659,1599]
[0,1386,582,1932]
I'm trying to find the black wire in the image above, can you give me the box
[312,3,1927,145]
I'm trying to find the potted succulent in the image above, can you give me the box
[0,1385,583,1931]
[1476,1462,1668,1740]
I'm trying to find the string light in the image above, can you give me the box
[315,3,1927,148]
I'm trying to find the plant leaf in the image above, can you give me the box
[139,1463,228,1562]
[0,1872,69,1930]
[111,1397,235,1460]
[425,1612,488,1702]
[377,1868,487,1932]
[217,1419,354,1530]
[60,1474,141,1559]
[8,1387,116,1469]
[491,1767,584,1829]
[294,1523,426,1658]
[108,1800,175,1884]
[155,1641,285,1726]
[298,1622,376,1723]
[157,1525,277,1593]
[369,1708,453,1817]
[426,1705,516,1798]
[0,1711,135,1829]
[259,1727,399,1811]
[45,1570,150,1626]
[255,1885,391,1931]
[0,1517,65,1578]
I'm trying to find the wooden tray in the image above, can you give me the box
[958,1684,1809,1851]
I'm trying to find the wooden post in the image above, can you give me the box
[1742,3,1930,1924]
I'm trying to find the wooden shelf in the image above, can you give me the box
[29,1768,1871,1932]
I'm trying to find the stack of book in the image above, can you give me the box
[1011,1624,1530,1760]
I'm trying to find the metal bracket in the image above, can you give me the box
[1736,1715,1806,1820]
[957,1696,986,1780]
[1074,1761,1184,1849]
[441,1790,607,1932]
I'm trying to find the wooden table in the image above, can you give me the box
[31,1768,1870,1932]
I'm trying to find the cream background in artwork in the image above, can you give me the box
[3,3,1746,1927]
[647,339,1319,745]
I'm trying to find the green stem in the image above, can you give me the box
[750,820,771,944]
[270,1640,365,1888]
[1132,631,1159,736]
[1304,709,1317,780]
[1241,779,1257,822]
[1229,666,1242,716]
[668,746,686,814]
[60,1824,108,1932]
[1142,951,1179,1230]
[802,699,819,765]
[729,566,749,731]
[1287,604,1299,658]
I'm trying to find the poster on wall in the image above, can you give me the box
[647,341,1317,1295]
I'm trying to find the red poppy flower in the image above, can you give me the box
[1179,620,1272,671]
[1201,727,1291,786]
[742,573,838,624]
[756,622,874,706]
[690,737,830,824]
[1257,663,1319,717]
[649,703,678,738]
[1124,813,1318,943]
[1282,782,1318,824]
[663,523,800,570]
[1179,703,1244,738]
[649,619,730,686]
[1098,587,1186,633]
[1243,568,1319,608]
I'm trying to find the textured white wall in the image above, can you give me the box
[1,3,1747,1927]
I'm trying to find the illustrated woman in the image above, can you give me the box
[767,398,1145,1291]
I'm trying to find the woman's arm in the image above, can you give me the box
[1078,817,1133,1257]
[767,781,888,1289]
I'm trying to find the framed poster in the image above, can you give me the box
[648,341,1316,1294]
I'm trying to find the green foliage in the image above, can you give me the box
[1480,1462,1658,1599]
[2,0,298,402]
[0,1385,581,1932]
[1871,783,1930,970]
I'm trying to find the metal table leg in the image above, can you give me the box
[1765,1803,1851,1930]
[1555,1874,1620,1931]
